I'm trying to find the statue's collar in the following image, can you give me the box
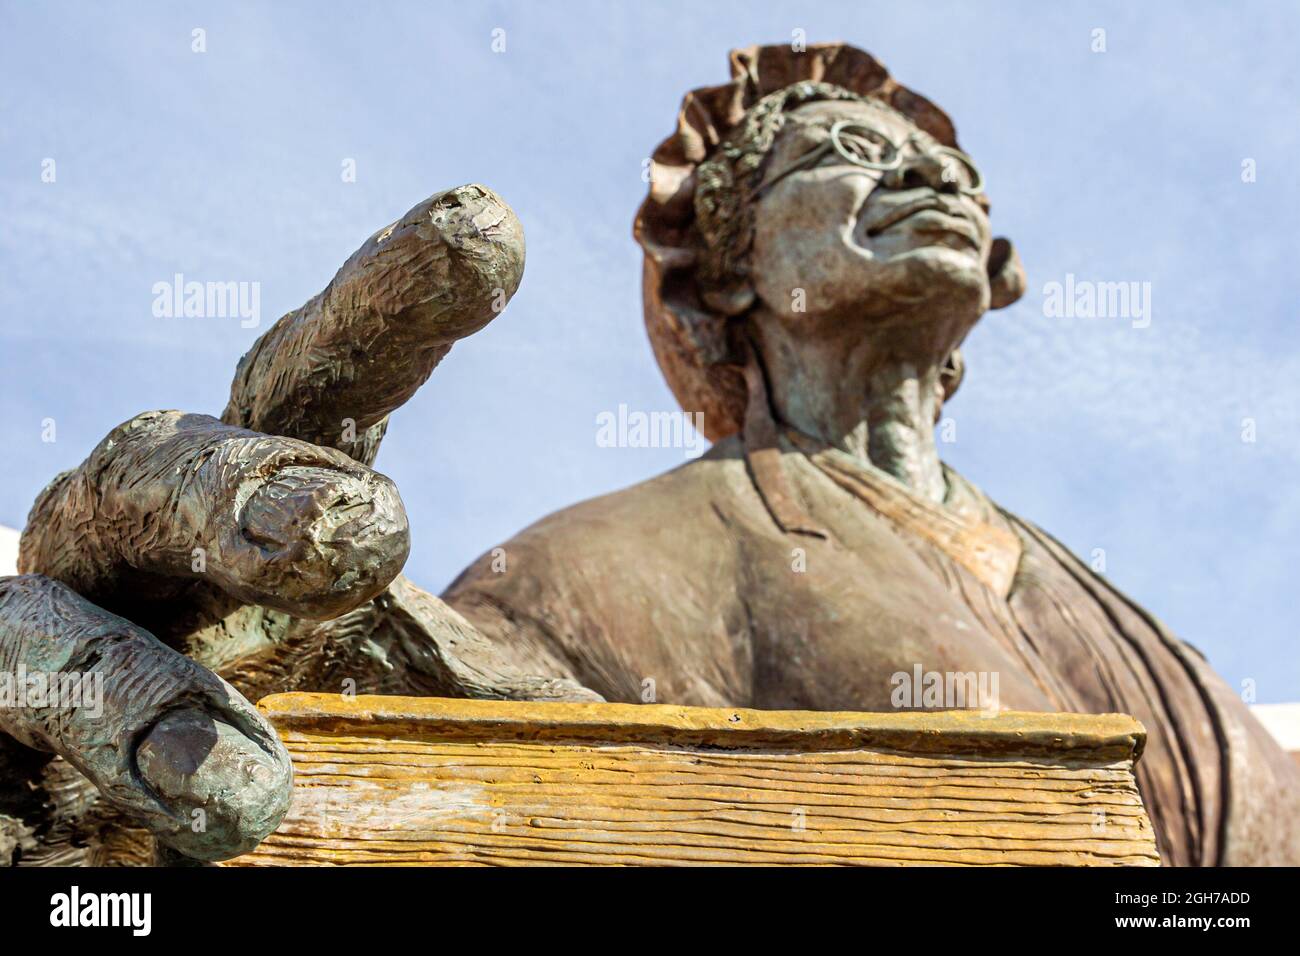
[758,427,1023,598]
[734,337,1021,596]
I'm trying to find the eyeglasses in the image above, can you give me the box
[751,120,985,199]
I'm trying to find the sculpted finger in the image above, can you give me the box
[223,184,526,463]
[0,575,291,861]
[19,410,409,622]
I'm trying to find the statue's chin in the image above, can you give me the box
[874,244,991,316]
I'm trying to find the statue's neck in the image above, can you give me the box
[749,312,949,503]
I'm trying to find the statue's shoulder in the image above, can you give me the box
[939,461,1018,532]
[518,434,751,544]
[447,435,753,596]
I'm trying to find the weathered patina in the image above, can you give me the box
[224,694,1161,867]
[2,44,1295,868]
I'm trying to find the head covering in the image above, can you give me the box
[633,43,962,442]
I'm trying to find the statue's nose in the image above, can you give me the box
[883,151,961,194]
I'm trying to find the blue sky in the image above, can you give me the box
[2,2,1297,702]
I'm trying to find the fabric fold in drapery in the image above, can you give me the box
[734,405,1231,866]
[737,340,829,541]
[786,431,1023,599]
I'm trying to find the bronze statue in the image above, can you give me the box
[2,44,1296,867]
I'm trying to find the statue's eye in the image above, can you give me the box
[828,122,902,171]
[838,132,884,163]
[749,122,901,200]
[932,145,986,197]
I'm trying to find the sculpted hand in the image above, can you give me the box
[0,185,592,866]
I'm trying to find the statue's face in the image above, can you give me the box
[748,100,993,336]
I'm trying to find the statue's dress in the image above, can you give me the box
[443,432,1300,866]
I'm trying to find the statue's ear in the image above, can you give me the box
[940,349,965,402]
[702,282,757,317]
[987,237,1026,310]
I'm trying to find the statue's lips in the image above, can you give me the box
[863,198,980,248]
